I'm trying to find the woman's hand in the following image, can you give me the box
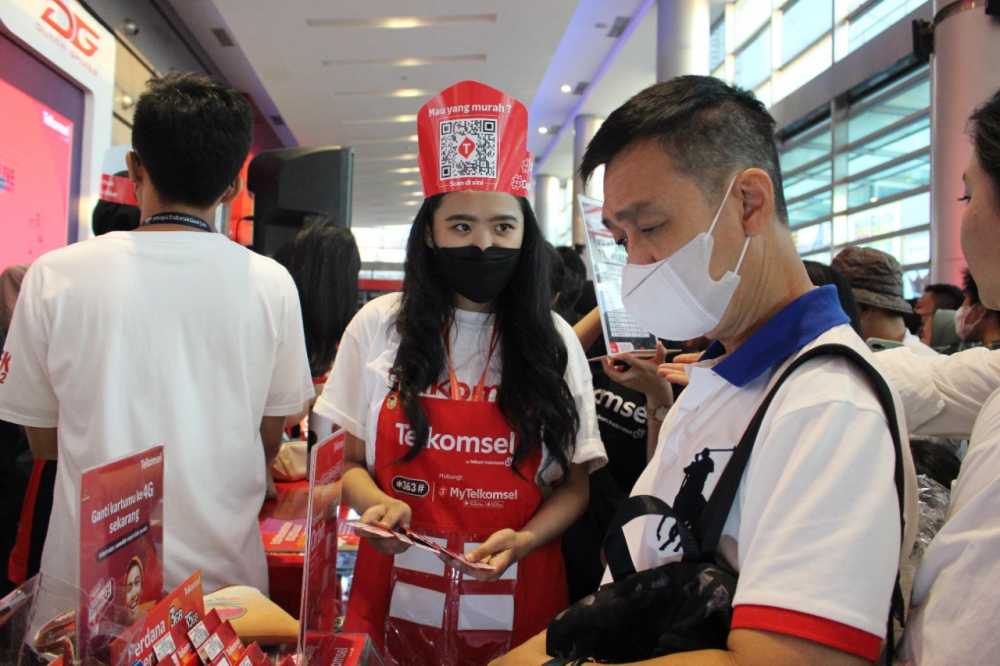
[360,498,412,555]
[462,528,528,581]
[602,341,673,407]
[657,351,702,387]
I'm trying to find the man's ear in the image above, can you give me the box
[219,176,243,204]
[736,168,776,237]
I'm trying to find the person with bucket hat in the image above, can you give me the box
[832,246,938,356]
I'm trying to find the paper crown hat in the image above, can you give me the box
[417,80,532,198]
[99,145,138,206]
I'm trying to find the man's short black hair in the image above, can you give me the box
[580,75,788,223]
[923,283,964,310]
[132,72,252,208]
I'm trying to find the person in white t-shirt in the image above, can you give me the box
[496,76,917,666]
[0,72,314,595]
[885,87,1000,666]
[314,80,605,665]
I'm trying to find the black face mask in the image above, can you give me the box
[435,245,521,304]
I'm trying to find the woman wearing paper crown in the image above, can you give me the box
[313,80,606,664]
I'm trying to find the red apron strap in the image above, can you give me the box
[444,323,500,402]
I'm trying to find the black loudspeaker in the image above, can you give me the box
[248,146,353,255]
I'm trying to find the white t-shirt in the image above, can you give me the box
[0,231,314,594]
[902,329,939,357]
[313,292,606,484]
[874,346,1000,439]
[620,287,917,662]
[899,390,1000,665]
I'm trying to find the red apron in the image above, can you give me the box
[344,333,568,665]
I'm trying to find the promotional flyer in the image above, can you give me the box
[579,194,656,354]
[79,445,164,658]
[299,430,345,659]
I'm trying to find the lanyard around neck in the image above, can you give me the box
[444,323,500,402]
[140,212,213,232]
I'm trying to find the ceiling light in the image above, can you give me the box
[400,180,418,186]
[323,54,486,67]
[306,14,496,29]
[560,83,572,94]
[410,191,424,197]
[405,200,420,206]
[344,114,417,125]
[538,126,549,135]
[331,89,428,97]
[393,167,420,174]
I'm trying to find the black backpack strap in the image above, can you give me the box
[696,343,907,658]
[602,495,700,581]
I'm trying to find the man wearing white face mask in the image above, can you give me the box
[496,77,918,666]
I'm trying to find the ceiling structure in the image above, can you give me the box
[165,0,727,266]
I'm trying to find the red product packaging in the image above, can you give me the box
[209,655,233,666]
[277,656,298,666]
[235,643,269,666]
[188,608,221,654]
[111,571,205,666]
[156,623,199,666]
[197,619,243,663]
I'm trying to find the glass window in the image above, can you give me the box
[774,35,833,103]
[787,189,832,227]
[838,0,927,57]
[781,124,832,172]
[712,64,726,81]
[736,27,773,91]
[903,268,930,299]
[834,191,930,244]
[855,230,930,266]
[802,250,833,264]
[710,20,727,71]
[846,154,929,208]
[730,0,773,50]
[792,221,832,254]
[784,161,831,200]
[847,77,930,143]
[846,114,930,177]
[781,0,833,64]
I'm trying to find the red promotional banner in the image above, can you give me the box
[417,80,530,198]
[298,430,346,660]
[79,446,164,658]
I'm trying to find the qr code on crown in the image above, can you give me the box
[439,118,497,180]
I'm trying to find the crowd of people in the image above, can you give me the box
[0,68,998,666]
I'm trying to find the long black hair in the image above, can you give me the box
[275,220,361,377]
[391,193,579,480]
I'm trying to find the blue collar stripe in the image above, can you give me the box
[701,285,850,387]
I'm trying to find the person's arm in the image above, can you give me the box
[342,432,411,554]
[872,346,1000,438]
[259,416,285,466]
[465,462,589,580]
[490,627,868,666]
[601,342,673,460]
[573,306,603,352]
[25,426,58,460]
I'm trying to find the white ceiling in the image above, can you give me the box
[193,0,580,228]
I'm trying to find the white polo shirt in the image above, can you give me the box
[0,231,315,594]
[620,286,917,662]
[313,292,607,485]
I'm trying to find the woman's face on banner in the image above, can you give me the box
[125,562,143,612]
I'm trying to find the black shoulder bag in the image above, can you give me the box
[547,344,907,664]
